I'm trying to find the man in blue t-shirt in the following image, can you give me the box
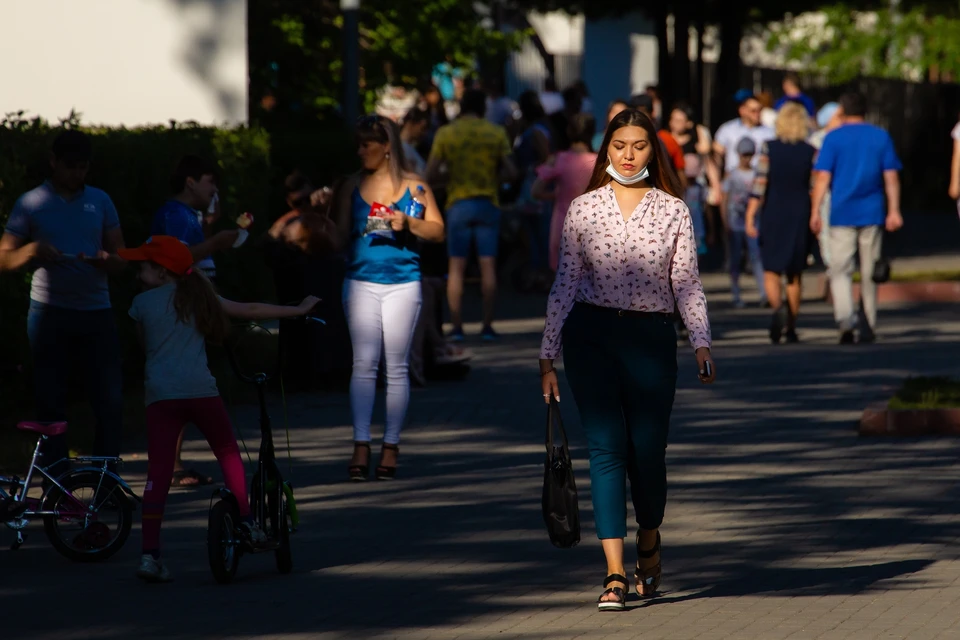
[150,155,240,487]
[775,72,816,117]
[151,155,239,281]
[811,92,904,344]
[0,131,127,473]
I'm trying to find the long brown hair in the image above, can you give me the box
[585,108,683,198]
[356,114,408,191]
[172,269,231,345]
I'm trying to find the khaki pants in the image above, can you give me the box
[827,225,882,334]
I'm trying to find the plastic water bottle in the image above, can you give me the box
[405,185,426,219]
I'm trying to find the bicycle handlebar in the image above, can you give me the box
[225,316,325,385]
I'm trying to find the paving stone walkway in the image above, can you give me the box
[6,285,960,640]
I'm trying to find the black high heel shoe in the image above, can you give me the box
[348,442,371,482]
[635,531,662,598]
[375,444,399,480]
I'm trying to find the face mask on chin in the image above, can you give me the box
[605,161,650,186]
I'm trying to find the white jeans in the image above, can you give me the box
[827,225,882,333]
[343,279,422,445]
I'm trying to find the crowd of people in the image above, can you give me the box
[0,66,907,590]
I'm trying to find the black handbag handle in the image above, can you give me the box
[545,398,571,453]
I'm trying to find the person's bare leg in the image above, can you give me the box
[478,257,498,329]
[763,272,781,310]
[637,528,660,573]
[447,257,467,332]
[173,429,186,471]
[785,274,802,330]
[600,538,628,602]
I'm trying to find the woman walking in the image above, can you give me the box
[540,109,716,611]
[667,104,718,255]
[332,115,445,480]
[531,113,598,272]
[745,102,816,343]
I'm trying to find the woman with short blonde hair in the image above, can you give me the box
[775,102,812,143]
[744,102,817,343]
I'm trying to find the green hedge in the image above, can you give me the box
[0,114,356,387]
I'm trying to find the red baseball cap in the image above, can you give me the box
[117,235,195,275]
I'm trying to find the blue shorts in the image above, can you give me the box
[446,197,501,259]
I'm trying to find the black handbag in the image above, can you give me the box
[872,229,892,284]
[872,257,891,284]
[542,399,580,549]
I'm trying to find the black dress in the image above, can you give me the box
[758,139,816,275]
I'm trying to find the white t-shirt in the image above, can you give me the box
[951,121,960,141]
[715,118,776,174]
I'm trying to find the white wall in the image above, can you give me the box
[0,0,248,127]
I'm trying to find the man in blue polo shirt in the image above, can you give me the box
[0,130,127,472]
[811,92,904,344]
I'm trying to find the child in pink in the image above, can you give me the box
[532,114,598,271]
[118,235,318,582]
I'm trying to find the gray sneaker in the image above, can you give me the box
[136,554,173,583]
[240,521,268,545]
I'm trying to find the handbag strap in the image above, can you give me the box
[546,398,571,453]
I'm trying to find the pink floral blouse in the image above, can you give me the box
[540,185,711,359]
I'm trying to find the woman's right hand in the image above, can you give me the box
[745,222,758,239]
[541,360,560,405]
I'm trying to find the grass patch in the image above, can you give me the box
[889,376,960,410]
[853,269,960,283]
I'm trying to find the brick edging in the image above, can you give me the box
[860,403,960,436]
[818,275,960,303]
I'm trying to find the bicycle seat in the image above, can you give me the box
[17,421,67,437]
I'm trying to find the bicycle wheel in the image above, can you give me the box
[43,470,133,562]
[207,499,240,584]
[268,482,292,574]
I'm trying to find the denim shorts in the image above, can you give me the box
[446,197,501,258]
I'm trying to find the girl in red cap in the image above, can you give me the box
[118,235,318,582]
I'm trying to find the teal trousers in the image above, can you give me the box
[562,303,678,539]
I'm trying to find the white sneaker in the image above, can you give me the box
[240,521,268,545]
[136,554,173,583]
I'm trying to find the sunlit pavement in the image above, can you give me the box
[6,283,960,640]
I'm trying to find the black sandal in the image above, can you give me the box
[375,444,399,480]
[348,442,371,482]
[597,573,628,612]
[635,531,662,598]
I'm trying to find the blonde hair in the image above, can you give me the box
[775,102,810,143]
[172,268,231,345]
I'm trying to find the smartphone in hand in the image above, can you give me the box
[698,361,712,381]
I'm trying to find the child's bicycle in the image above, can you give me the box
[1,421,141,561]
[207,322,303,584]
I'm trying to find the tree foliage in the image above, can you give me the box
[768,2,960,83]
[249,0,529,123]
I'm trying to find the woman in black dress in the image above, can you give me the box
[745,102,815,343]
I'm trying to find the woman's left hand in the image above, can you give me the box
[384,210,409,232]
[695,347,716,384]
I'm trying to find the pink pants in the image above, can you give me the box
[141,396,249,553]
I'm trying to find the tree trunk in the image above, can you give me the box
[694,5,706,123]
[711,2,746,130]
[655,6,673,105]
[673,10,691,105]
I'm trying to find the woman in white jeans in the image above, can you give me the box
[332,115,445,481]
